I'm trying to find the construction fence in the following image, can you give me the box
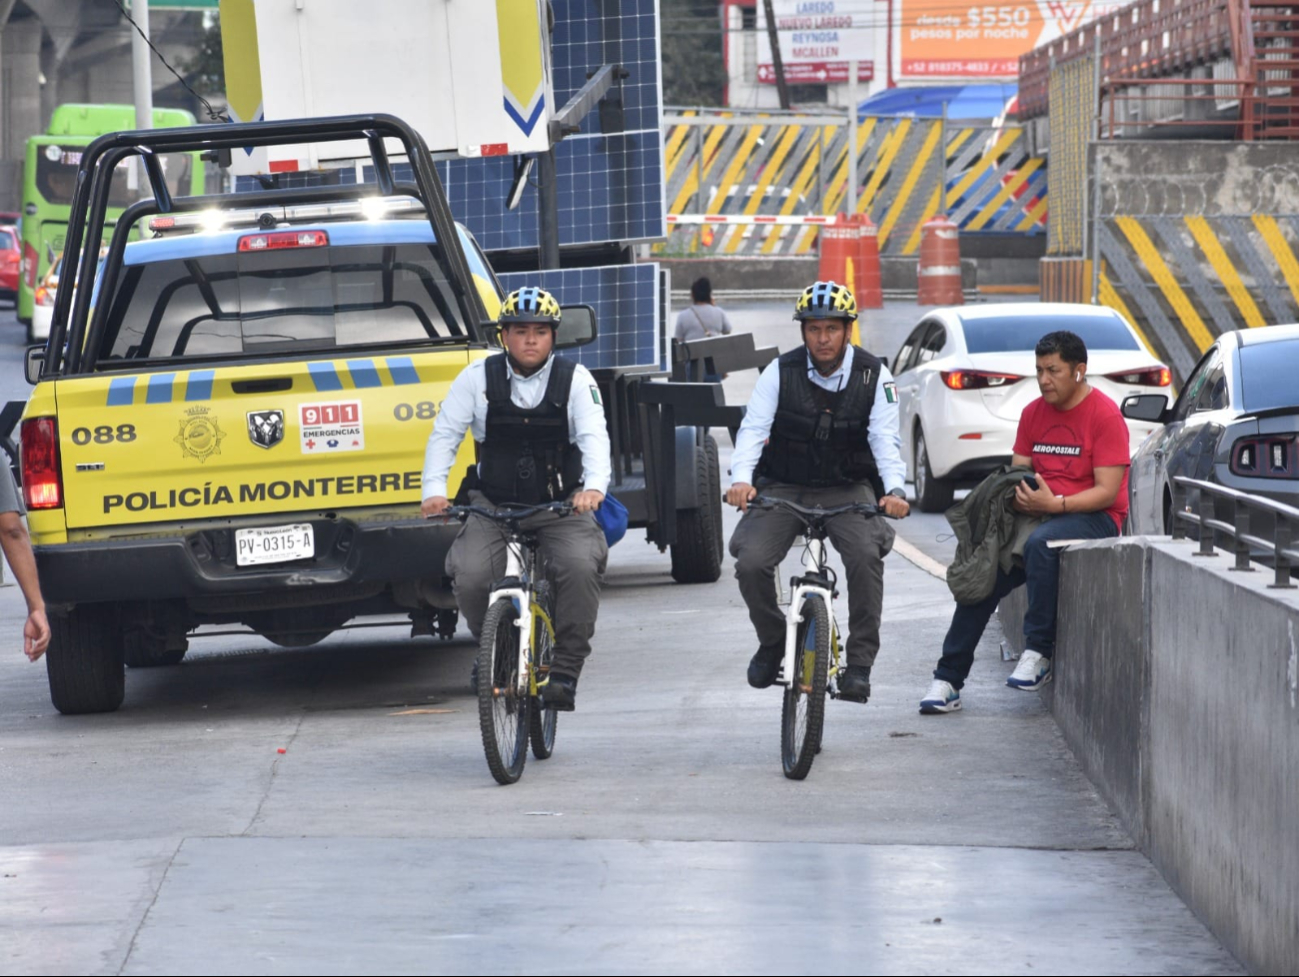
[1091,142,1299,382]
[656,110,1046,259]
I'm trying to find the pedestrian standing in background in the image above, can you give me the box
[675,277,733,383]
[675,277,732,343]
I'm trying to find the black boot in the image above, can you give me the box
[747,646,783,689]
[837,665,872,703]
[542,672,577,712]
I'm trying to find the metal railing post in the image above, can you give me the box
[1171,479,1188,539]
[1228,498,1254,571]
[1195,490,1218,557]
[1272,517,1296,589]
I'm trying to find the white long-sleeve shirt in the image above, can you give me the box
[730,345,906,494]
[422,353,612,499]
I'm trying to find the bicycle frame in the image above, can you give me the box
[486,536,538,699]
[779,535,844,696]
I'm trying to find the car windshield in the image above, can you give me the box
[0,228,15,250]
[1239,339,1299,412]
[961,314,1141,354]
[97,240,466,363]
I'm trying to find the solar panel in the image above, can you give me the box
[498,264,663,371]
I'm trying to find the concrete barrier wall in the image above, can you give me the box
[999,536,1299,974]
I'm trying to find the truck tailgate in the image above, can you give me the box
[55,351,477,530]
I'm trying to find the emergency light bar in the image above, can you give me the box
[147,196,426,235]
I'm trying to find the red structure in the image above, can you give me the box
[917,216,963,306]
[1019,0,1299,140]
[850,214,884,310]
[818,215,860,291]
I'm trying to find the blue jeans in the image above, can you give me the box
[934,511,1118,690]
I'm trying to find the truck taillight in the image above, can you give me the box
[34,285,53,307]
[238,230,329,252]
[21,417,62,509]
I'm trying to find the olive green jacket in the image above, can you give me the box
[945,465,1044,605]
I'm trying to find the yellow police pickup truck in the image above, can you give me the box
[20,115,591,714]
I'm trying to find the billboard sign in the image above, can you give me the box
[756,0,875,85]
[898,0,1128,79]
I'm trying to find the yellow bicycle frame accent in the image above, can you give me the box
[527,601,556,697]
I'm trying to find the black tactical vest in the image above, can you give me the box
[477,354,585,505]
[755,345,883,492]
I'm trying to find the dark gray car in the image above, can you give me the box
[1124,324,1299,535]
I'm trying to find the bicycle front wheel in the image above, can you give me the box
[477,598,529,785]
[781,593,830,780]
[528,596,558,760]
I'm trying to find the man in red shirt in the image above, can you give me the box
[920,330,1130,713]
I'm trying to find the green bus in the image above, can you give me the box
[17,104,204,331]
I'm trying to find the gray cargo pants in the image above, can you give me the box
[445,491,609,679]
[729,481,895,669]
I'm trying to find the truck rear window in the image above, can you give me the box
[98,241,466,363]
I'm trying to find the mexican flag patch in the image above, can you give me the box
[883,381,898,404]
[590,385,603,406]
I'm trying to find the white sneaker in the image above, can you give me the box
[919,679,961,714]
[1006,650,1052,691]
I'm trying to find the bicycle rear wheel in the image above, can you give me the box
[477,598,529,785]
[528,597,558,760]
[781,593,830,780]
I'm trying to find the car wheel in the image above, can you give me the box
[914,428,955,513]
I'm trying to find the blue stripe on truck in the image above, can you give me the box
[186,370,215,401]
[386,357,420,385]
[308,362,343,392]
[107,377,136,406]
[146,374,176,404]
[347,359,383,388]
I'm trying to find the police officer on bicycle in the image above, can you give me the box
[726,281,910,703]
[421,287,611,711]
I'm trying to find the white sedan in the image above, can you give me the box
[890,303,1173,512]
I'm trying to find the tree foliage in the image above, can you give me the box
[661,0,726,107]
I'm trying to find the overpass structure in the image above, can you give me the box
[0,1,209,210]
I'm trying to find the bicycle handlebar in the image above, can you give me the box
[443,501,574,524]
[749,495,892,521]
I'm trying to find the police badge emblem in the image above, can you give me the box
[247,410,285,449]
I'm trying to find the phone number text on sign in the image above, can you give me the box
[300,400,365,454]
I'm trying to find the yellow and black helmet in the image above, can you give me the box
[793,280,858,322]
[499,286,562,327]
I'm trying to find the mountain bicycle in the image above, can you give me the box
[446,501,569,785]
[750,495,889,780]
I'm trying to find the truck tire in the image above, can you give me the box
[46,605,126,714]
[670,434,723,583]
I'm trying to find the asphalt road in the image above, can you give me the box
[0,301,1241,975]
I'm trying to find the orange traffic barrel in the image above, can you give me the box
[818,214,859,287]
[917,215,963,306]
[848,213,883,310]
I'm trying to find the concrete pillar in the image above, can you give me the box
[0,13,42,211]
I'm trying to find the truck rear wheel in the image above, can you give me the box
[670,434,724,583]
[46,605,126,714]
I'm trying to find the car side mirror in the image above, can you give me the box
[556,304,598,349]
[1121,393,1169,424]
[24,346,44,386]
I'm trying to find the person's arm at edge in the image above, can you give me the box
[727,359,780,510]
[569,365,611,513]
[420,366,479,516]
[0,512,50,661]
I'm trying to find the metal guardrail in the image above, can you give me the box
[1171,475,1299,588]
